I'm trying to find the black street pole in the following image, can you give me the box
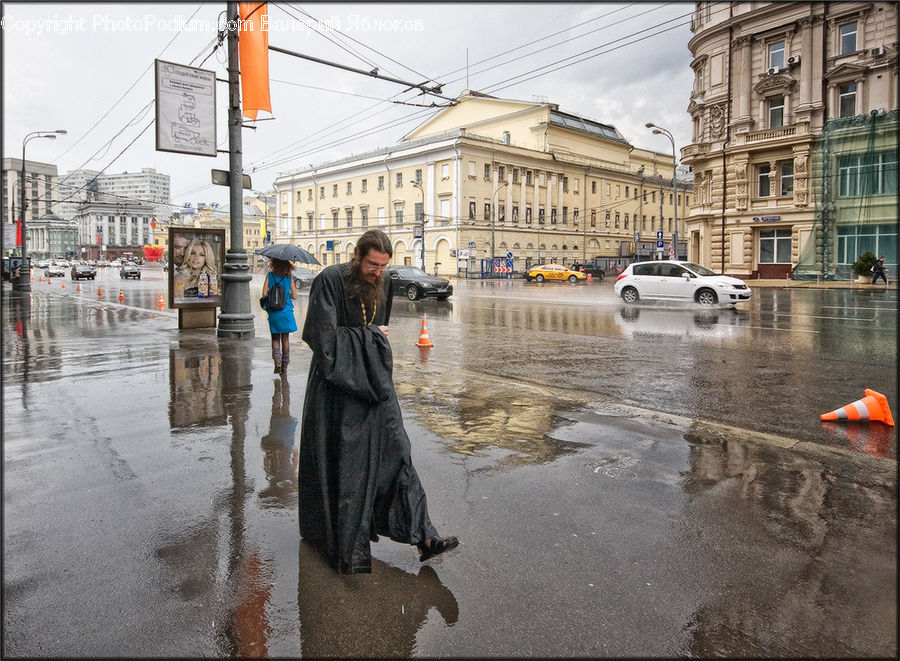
[217,1,255,339]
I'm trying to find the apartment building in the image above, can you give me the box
[683,1,897,278]
[1,158,61,254]
[273,92,693,276]
[58,167,173,226]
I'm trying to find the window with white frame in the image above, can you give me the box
[415,169,422,183]
[839,21,857,54]
[838,82,857,118]
[484,164,491,179]
[332,211,339,228]
[768,95,785,128]
[320,186,324,199]
[780,162,794,196]
[526,170,532,185]
[346,181,352,195]
[332,184,338,197]
[441,164,449,180]
[759,228,791,263]
[768,41,785,69]
[469,161,476,177]
[346,210,353,227]
[377,176,384,190]
[361,179,367,192]
[361,208,368,226]
[758,164,772,197]
[838,152,899,197]
[395,173,403,187]
[439,197,451,220]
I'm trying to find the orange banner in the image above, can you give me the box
[239,2,271,120]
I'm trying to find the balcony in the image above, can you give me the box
[744,126,796,143]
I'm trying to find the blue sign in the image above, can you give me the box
[326,240,334,251]
[507,251,513,259]
[468,241,475,248]
[656,230,663,240]
[657,240,665,248]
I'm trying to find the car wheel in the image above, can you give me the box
[535,274,545,283]
[437,295,449,301]
[406,284,420,301]
[568,275,578,284]
[696,289,718,306]
[621,286,639,304]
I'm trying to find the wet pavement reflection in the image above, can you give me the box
[2,279,896,657]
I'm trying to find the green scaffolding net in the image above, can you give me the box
[796,108,898,280]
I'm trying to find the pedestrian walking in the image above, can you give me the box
[298,229,458,574]
[871,256,888,285]
[262,258,298,373]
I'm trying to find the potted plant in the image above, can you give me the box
[852,251,878,283]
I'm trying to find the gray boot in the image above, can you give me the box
[273,350,282,373]
[280,353,290,374]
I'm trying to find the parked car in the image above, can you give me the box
[614,260,752,307]
[387,266,453,301]
[523,263,587,284]
[571,262,605,282]
[120,264,141,279]
[44,265,66,278]
[71,264,97,280]
[292,266,317,289]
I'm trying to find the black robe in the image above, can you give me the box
[299,263,437,573]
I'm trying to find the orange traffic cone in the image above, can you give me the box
[820,389,894,426]
[587,273,593,282]
[157,293,165,309]
[97,285,103,296]
[76,283,82,292]
[416,314,434,348]
[118,288,125,302]
[60,281,66,288]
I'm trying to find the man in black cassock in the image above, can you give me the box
[299,229,458,574]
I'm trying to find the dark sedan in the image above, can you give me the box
[387,266,453,301]
[292,266,317,288]
[119,264,141,279]
[71,264,97,280]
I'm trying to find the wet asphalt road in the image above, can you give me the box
[2,268,897,658]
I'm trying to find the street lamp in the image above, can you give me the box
[645,122,677,260]
[411,179,425,270]
[490,179,510,274]
[15,130,67,292]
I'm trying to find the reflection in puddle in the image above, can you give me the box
[259,376,299,507]
[297,540,458,658]
[395,377,591,470]
[680,422,897,657]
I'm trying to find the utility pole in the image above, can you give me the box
[217,0,255,339]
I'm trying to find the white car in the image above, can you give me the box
[614,260,752,307]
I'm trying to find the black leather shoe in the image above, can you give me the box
[418,535,459,562]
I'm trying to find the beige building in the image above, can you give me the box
[683,1,897,279]
[273,92,693,276]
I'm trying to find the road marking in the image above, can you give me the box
[743,325,819,333]
[822,305,897,311]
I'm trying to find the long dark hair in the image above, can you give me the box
[270,258,292,277]
[347,229,393,306]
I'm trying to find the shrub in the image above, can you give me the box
[852,251,878,276]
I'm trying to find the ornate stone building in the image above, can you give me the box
[272,92,693,276]
[683,1,897,278]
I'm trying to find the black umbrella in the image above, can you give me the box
[257,243,320,265]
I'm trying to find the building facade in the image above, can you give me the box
[683,1,897,279]
[58,167,173,226]
[272,92,693,276]
[1,158,61,255]
[74,200,159,261]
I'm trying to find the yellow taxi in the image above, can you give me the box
[523,263,588,284]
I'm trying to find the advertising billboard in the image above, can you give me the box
[168,228,225,309]
[155,59,216,157]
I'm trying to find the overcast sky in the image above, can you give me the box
[2,2,695,212]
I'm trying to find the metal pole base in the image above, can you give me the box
[217,248,255,339]
[11,271,31,292]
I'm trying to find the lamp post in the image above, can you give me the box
[15,130,67,292]
[490,179,510,275]
[412,179,425,270]
[645,122,677,260]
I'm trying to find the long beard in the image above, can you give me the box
[347,260,385,308]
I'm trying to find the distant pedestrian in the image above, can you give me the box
[262,258,298,373]
[871,256,888,284]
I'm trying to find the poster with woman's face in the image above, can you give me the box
[168,228,225,308]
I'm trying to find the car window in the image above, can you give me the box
[661,264,685,277]
[633,263,659,276]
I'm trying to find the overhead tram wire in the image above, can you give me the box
[280,3,435,84]
[219,5,703,189]
[243,5,680,176]
[52,2,208,164]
